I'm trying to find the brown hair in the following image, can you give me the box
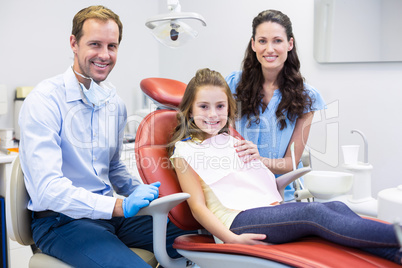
[72,5,123,44]
[168,68,237,156]
[236,9,312,130]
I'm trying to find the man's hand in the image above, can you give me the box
[122,182,161,218]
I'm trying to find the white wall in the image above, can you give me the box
[159,0,402,196]
[0,0,401,196]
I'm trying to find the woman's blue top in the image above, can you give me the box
[225,71,326,201]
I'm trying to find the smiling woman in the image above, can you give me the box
[251,21,293,76]
[225,9,326,201]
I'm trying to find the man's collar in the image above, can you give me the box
[63,66,85,103]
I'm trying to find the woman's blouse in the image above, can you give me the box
[225,71,326,201]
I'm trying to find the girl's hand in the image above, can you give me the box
[234,139,261,163]
[229,233,270,245]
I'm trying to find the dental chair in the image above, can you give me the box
[8,156,158,267]
[134,77,401,268]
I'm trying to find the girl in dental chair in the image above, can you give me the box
[168,68,402,265]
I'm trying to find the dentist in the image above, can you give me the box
[19,5,191,268]
[225,10,326,201]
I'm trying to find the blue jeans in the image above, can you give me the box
[230,201,401,264]
[31,213,194,268]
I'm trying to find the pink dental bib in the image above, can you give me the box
[173,133,282,210]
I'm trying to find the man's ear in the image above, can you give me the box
[70,35,78,54]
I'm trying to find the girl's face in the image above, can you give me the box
[251,21,293,73]
[191,85,228,139]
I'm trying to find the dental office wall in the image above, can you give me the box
[0,0,401,197]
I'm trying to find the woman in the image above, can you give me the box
[169,68,402,265]
[226,10,326,201]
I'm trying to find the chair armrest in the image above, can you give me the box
[136,193,190,268]
[136,192,190,217]
[276,167,311,200]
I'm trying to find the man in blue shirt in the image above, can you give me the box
[19,5,189,267]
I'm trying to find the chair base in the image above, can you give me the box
[177,250,290,268]
[174,234,401,268]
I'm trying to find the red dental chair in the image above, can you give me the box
[135,78,400,268]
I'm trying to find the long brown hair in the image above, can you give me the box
[168,68,237,156]
[236,10,312,130]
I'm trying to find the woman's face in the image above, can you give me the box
[191,85,228,139]
[252,21,294,73]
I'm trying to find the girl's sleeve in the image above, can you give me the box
[170,141,187,168]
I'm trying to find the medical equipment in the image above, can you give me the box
[378,185,402,225]
[134,77,400,267]
[304,129,378,217]
[394,221,402,250]
[291,142,314,202]
[145,0,206,48]
[304,170,353,199]
[74,68,115,107]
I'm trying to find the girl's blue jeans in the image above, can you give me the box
[230,201,401,264]
[31,213,194,268]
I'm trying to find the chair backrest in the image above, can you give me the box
[135,109,202,230]
[8,155,34,246]
[140,78,187,109]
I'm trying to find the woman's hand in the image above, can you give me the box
[229,233,270,245]
[234,139,261,163]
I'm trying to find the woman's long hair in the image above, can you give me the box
[167,68,237,157]
[236,10,312,130]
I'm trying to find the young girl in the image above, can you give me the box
[168,68,402,265]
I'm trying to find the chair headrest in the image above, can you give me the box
[140,78,186,109]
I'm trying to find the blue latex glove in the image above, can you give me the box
[122,181,161,218]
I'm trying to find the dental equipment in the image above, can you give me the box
[304,129,378,217]
[145,0,206,48]
[291,142,313,202]
[378,185,402,226]
[351,129,369,164]
[393,220,402,251]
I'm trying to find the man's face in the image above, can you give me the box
[70,18,119,87]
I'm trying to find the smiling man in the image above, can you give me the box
[18,5,192,267]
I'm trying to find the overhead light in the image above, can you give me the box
[145,0,207,48]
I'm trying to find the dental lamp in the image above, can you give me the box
[145,0,207,48]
